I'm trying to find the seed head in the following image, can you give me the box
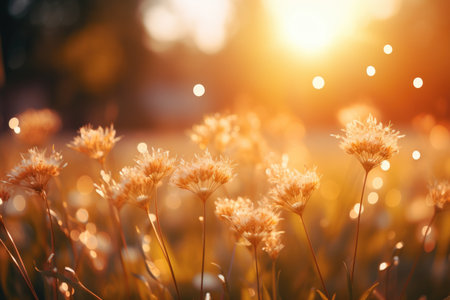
[134,148,175,186]
[0,182,12,204]
[428,180,449,211]
[267,164,320,216]
[16,109,62,145]
[95,148,175,210]
[217,197,281,247]
[171,150,234,201]
[333,114,403,172]
[68,124,121,165]
[7,147,66,192]
[95,170,128,209]
[262,231,285,260]
[215,196,252,221]
[190,113,239,153]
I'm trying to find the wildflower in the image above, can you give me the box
[267,164,320,215]
[68,124,121,165]
[134,148,175,187]
[333,114,403,172]
[95,170,128,209]
[262,231,285,260]
[16,109,62,145]
[220,198,281,247]
[171,150,234,201]
[428,180,449,210]
[7,147,66,192]
[190,113,239,153]
[215,197,252,221]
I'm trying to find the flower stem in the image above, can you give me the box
[350,170,369,285]
[300,215,329,298]
[271,260,277,300]
[153,190,181,300]
[41,189,58,300]
[253,245,261,300]
[109,203,131,297]
[200,200,207,300]
[398,210,437,300]
[0,218,38,300]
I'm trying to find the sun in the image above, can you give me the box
[266,0,358,54]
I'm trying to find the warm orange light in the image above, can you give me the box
[312,76,325,89]
[267,0,357,53]
[193,84,206,97]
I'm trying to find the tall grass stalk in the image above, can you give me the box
[148,189,180,300]
[200,199,207,300]
[0,217,38,300]
[253,245,261,300]
[41,189,58,300]
[299,215,329,298]
[350,170,369,284]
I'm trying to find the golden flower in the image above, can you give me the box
[218,197,280,247]
[134,148,175,186]
[7,147,66,192]
[68,124,121,164]
[95,148,175,210]
[267,164,320,215]
[95,170,128,209]
[171,150,234,201]
[333,114,403,172]
[215,196,252,221]
[16,108,62,145]
[190,113,239,153]
[233,112,268,165]
[428,180,449,210]
[262,231,285,260]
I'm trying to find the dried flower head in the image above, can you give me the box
[134,148,175,186]
[95,148,175,210]
[16,109,62,145]
[7,147,66,192]
[333,114,403,172]
[171,150,234,201]
[95,170,128,209]
[68,124,121,165]
[190,113,239,153]
[428,180,449,210]
[0,182,12,204]
[215,196,252,221]
[218,197,280,247]
[267,164,320,215]
[233,112,268,165]
[262,231,285,260]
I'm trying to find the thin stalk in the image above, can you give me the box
[271,260,277,300]
[41,189,58,300]
[200,200,207,300]
[107,201,130,296]
[398,210,437,300]
[253,245,261,300]
[0,217,36,289]
[226,243,237,282]
[78,281,103,300]
[350,170,369,283]
[54,177,77,266]
[0,222,38,300]
[299,215,329,298]
[152,190,181,300]
[385,266,390,300]
[99,158,131,297]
